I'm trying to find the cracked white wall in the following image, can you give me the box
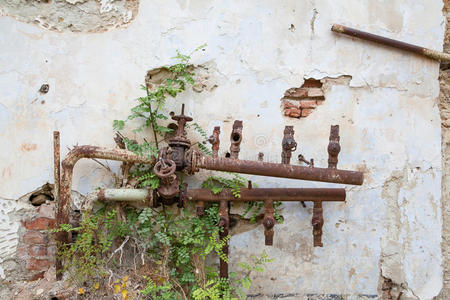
[0,0,445,298]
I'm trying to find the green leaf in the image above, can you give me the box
[113,120,125,130]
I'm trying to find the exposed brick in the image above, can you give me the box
[23,217,55,230]
[38,203,55,219]
[299,100,317,108]
[316,100,324,105]
[301,108,314,117]
[307,88,325,99]
[29,245,48,257]
[284,88,308,99]
[282,101,297,109]
[302,78,322,88]
[26,258,50,271]
[23,231,48,244]
[284,108,301,118]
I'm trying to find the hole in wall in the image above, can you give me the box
[232,133,241,142]
[281,78,324,119]
[28,183,54,206]
[225,152,231,158]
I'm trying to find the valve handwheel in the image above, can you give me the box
[153,159,176,178]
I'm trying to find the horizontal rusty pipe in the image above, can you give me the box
[331,24,450,62]
[56,145,155,279]
[187,188,346,202]
[195,156,363,185]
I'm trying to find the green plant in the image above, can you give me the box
[192,251,273,300]
[201,172,247,197]
[54,209,129,285]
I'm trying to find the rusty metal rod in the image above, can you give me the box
[187,188,346,202]
[53,131,60,203]
[56,145,155,280]
[196,156,363,185]
[331,24,450,62]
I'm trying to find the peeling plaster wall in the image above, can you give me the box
[0,0,445,299]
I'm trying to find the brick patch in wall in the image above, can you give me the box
[281,78,324,118]
[17,201,57,280]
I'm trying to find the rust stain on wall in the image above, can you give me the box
[20,143,37,152]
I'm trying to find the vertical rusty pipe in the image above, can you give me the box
[229,120,243,159]
[263,199,275,246]
[218,199,229,278]
[281,126,297,164]
[327,125,340,169]
[196,201,205,216]
[53,131,61,278]
[53,131,60,202]
[312,201,324,247]
[209,126,220,158]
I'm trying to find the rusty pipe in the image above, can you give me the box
[195,156,363,185]
[331,24,450,62]
[53,131,60,203]
[229,120,243,159]
[209,126,220,158]
[218,199,229,278]
[187,188,345,202]
[81,188,154,212]
[56,145,155,279]
[263,199,275,246]
[312,201,324,247]
[327,125,340,169]
[281,126,297,164]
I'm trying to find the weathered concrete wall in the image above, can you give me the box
[0,1,445,299]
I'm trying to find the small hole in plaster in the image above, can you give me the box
[232,133,241,142]
[225,152,231,158]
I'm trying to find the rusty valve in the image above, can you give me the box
[153,159,176,178]
[154,159,179,200]
[169,104,192,170]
